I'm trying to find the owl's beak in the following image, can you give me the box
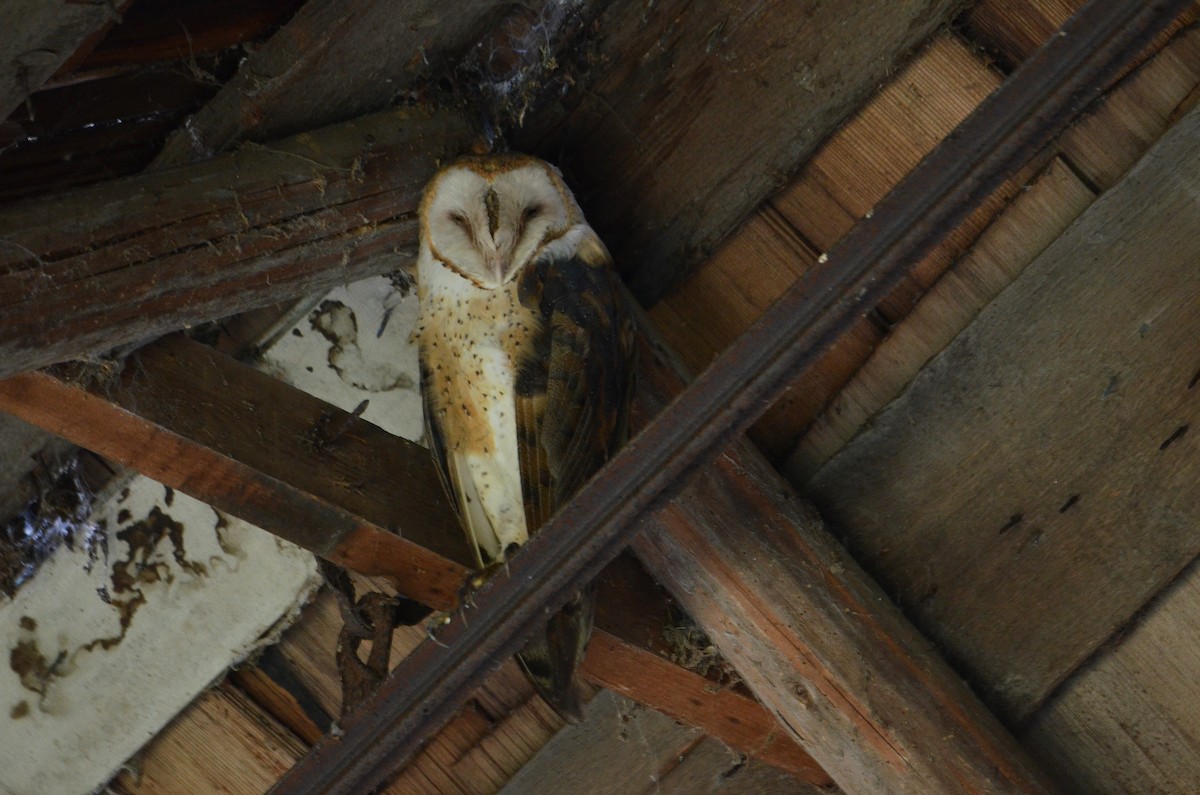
[488,230,515,282]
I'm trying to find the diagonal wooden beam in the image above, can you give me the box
[0,106,470,379]
[0,333,824,782]
[149,0,518,169]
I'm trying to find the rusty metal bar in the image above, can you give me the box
[269,1,1193,792]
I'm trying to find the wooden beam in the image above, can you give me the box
[0,335,470,609]
[805,102,1200,722]
[515,0,967,304]
[0,0,134,120]
[0,106,470,379]
[0,334,822,779]
[621,327,1054,794]
[150,0,514,168]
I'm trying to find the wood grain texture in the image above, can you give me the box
[0,107,470,379]
[151,0,509,168]
[1022,563,1200,793]
[633,446,1055,794]
[0,0,133,119]
[0,336,472,608]
[583,629,830,785]
[806,103,1200,723]
[497,690,831,795]
[518,0,969,305]
[648,34,1018,461]
[1057,24,1200,190]
[784,157,1096,481]
[961,0,1198,74]
[113,684,305,795]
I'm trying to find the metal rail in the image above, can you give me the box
[269,1,1195,791]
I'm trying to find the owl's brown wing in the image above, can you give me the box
[511,231,634,721]
[513,232,634,530]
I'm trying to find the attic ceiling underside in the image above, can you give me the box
[2,1,1200,793]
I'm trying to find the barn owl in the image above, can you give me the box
[414,154,634,721]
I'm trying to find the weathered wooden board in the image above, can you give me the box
[151,0,510,168]
[497,690,830,795]
[784,157,1096,481]
[648,34,1013,460]
[113,684,306,795]
[633,445,1055,794]
[0,106,470,379]
[0,0,133,120]
[781,15,1200,477]
[582,620,830,784]
[1058,25,1200,190]
[518,0,969,305]
[806,102,1200,723]
[1022,563,1200,793]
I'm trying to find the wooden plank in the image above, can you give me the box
[0,337,472,608]
[497,690,832,795]
[777,18,1200,470]
[784,157,1096,481]
[648,34,1019,461]
[150,0,510,168]
[112,683,306,795]
[0,106,471,379]
[582,628,831,784]
[961,0,1198,74]
[805,103,1200,723]
[632,435,1055,793]
[516,0,969,305]
[1021,563,1200,793]
[1058,25,1200,190]
[0,0,133,119]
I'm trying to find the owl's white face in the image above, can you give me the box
[420,157,579,289]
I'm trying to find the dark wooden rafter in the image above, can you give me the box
[0,334,825,783]
[149,0,522,169]
[0,107,471,379]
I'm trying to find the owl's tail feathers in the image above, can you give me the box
[517,585,596,724]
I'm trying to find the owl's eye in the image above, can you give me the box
[448,212,470,229]
[522,205,543,222]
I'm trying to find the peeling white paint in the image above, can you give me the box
[260,275,426,443]
[0,477,320,795]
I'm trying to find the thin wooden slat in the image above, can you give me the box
[1022,564,1200,792]
[649,34,1020,461]
[806,102,1200,723]
[582,630,831,785]
[516,0,968,305]
[1057,25,1200,190]
[497,691,829,795]
[962,0,1199,74]
[113,684,306,795]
